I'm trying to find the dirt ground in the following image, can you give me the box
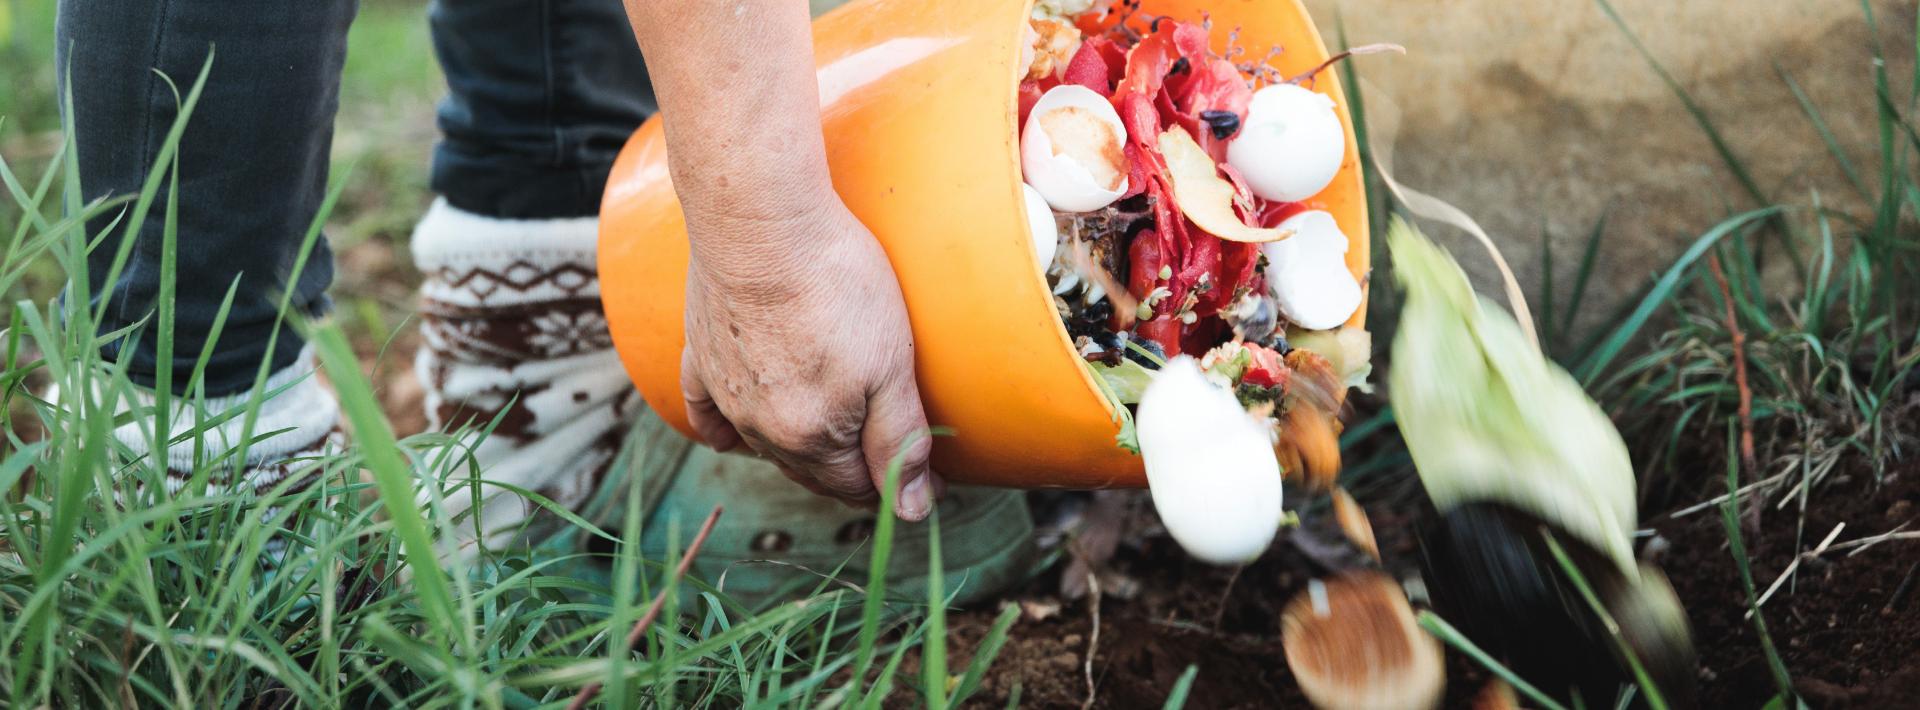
[933,458,1919,708]
[1651,462,1920,709]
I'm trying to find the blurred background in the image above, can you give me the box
[1316,0,1914,325]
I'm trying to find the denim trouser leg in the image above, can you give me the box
[56,0,355,397]
[429,0,656,220]
[57,0,656,396]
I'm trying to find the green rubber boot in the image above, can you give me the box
[547,405,1038,610]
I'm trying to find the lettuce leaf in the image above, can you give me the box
[1386,217,1640,577]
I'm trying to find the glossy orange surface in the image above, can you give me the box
[599,0,1368,488]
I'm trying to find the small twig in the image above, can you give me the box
[1706,253,1760,529]
[1210,564,1246,632]
[1282,43,1406,86]
[1837,526,1919,557]
[1746,522,1845,620]
[1081,569,1103,710]
[568,505,724,710]
[1884,562,1918,613]
[1666,472,1786,518]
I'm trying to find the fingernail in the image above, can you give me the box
[897,473,933,521]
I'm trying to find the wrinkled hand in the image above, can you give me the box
[678,197,941,521]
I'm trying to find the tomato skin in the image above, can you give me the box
[1063,37,1125,93]
[1018,80,1045,129]
[1087,19,1286,358]
[1127,228,1165,302]
[1114,26,1176,99]
[1137,317,1184,356]
[1177,317,1226,357]
[1241,343,1290,388]
[1256,200,1329,228]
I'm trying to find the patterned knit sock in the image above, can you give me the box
[410,197,640,555]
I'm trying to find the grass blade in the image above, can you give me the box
[1161,664,1199,709]
[1541,532,1669,710]
[922,510,948,710]
[1777,64,1868,199]
[1576,207,1782,383]
[949,603,1019,707]
[1719,423,1796,701]
[1561,208,1609,344]
[1418,611,1571,710]
[308,324,459,646]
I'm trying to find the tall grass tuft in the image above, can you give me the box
[0,60,1009,707]
[1586,0,1920,511]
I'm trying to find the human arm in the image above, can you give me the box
[622,1,940,520]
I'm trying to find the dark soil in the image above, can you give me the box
[1649,461,1920,709]
[941,460,1920,709]
[940,499,1493,709]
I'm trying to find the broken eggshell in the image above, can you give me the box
[1021,84,1129,212]
[1021,183,1060,269]
[1136,356,1283,565]
[1226,83,1346,203]
[1262,210,1362,330]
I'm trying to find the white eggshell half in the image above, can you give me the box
[1261,210,1348,268]
[1274,263,1363,331]
[1021,85,1129,212]
[1225,84,1345,203]
[1137,356,1284,565]
[1261,210,1361,330]
[1022,182,1059,269]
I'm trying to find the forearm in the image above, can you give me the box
[623,1,833,264]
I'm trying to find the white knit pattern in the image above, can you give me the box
[411,198,601,308]
[409,199,637,556]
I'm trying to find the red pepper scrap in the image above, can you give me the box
[1071,18,1290,357]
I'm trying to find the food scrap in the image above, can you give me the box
[1018,3,1380,564]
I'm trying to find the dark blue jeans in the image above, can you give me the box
[55,0,656,396]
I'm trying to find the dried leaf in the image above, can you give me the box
[1331,488,1379,562]
[1280,404,1341,491]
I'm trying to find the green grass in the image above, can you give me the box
[1718,424,1796,706]
[1360,1,1918,706]
[0,51,1010,709]
[1586,0,1920,509]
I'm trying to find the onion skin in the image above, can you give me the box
[1282,572,1445,710]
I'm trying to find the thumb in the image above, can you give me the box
[680,348,743,452]
[861,372,939,522]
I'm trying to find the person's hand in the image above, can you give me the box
[677,194,942,521]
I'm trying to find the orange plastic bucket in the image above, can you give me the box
[599,0,1368,488]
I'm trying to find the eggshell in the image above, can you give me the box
[1021,85,1129,212]
[1226,84,1345,202]
[1022,182,1060,269]
[1263,210,1361,330]
[1137,356,1284,564]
